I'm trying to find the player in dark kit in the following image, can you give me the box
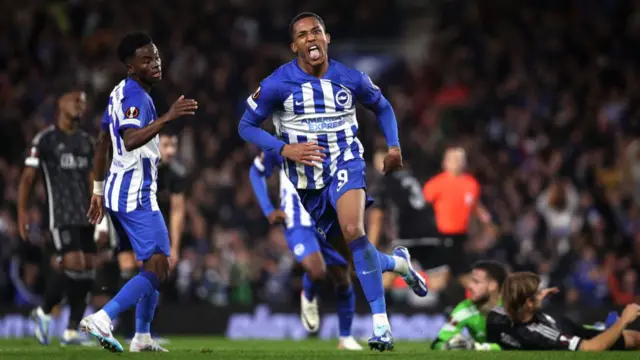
[114,130,186,340]
[367,150,437,289]
[487,272,640,351]
[18,91,96,346]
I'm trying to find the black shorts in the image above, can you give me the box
[50,226,97,254]
[396,233,469,276]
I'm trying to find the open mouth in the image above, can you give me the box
[308,45,321,61]
[151,70,162,78]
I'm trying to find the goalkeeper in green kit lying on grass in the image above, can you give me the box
[431,261,508,351]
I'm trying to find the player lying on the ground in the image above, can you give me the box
[80,32,197,353]
[238,12,427,351]
[249,150,427,349]
[431,261,507,350]
[18,91,96,346]
[487,271,640,351]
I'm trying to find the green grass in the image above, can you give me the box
[0,337,638,359]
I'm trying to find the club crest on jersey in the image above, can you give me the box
[125,106,139,119]
[252,86,261,100]
[334,89,352,108]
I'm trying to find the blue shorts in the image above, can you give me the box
[298,159,373,239]
[285,226,347,267]
[280,177,347,267]
[108,209,170,261]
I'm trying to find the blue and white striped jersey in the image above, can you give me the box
[251,150,313,229]
[101,79,160,213]
[245,59,382,190]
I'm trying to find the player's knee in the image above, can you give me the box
[340,223,364,241]
[307,265,326,282]
[143,254,169,282]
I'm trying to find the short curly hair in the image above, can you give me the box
[116,32,153,64]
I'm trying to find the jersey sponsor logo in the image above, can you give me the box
[125,106,139,119]
[60,154,89,170]
[300,115,348,132]
[252,87,261,100]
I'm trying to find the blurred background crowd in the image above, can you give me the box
[0,0,639,312]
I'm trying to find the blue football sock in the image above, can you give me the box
[348,235,386,314]
[103,271,159,321]
[335,285,355,337]
[302,273,317,301]
[378,252,396,273]
[135,290,159,334]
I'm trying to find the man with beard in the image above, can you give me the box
[431,261,508,350]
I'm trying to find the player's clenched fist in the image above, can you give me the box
[383,146,403,174]
[280,142,326,167]
[166,95,198,121]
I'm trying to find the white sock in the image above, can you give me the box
[340,336,353,341]
[134,333,151,342]
[372,313,390,329]
[393,256,409,275]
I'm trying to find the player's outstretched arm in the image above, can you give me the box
[122,95,197,151]
[580,304,640,351]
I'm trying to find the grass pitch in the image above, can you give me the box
[0,337,638,359]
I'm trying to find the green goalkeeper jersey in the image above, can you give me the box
[431,299,501,350]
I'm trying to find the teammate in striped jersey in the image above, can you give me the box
[250,150,361,350]
[80,33,197,353]
[238,12,427,351]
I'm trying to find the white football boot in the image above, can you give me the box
[300,291,320,333]
[129,334,168,352]
[338,336,364,350]
[79,311,123,353]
